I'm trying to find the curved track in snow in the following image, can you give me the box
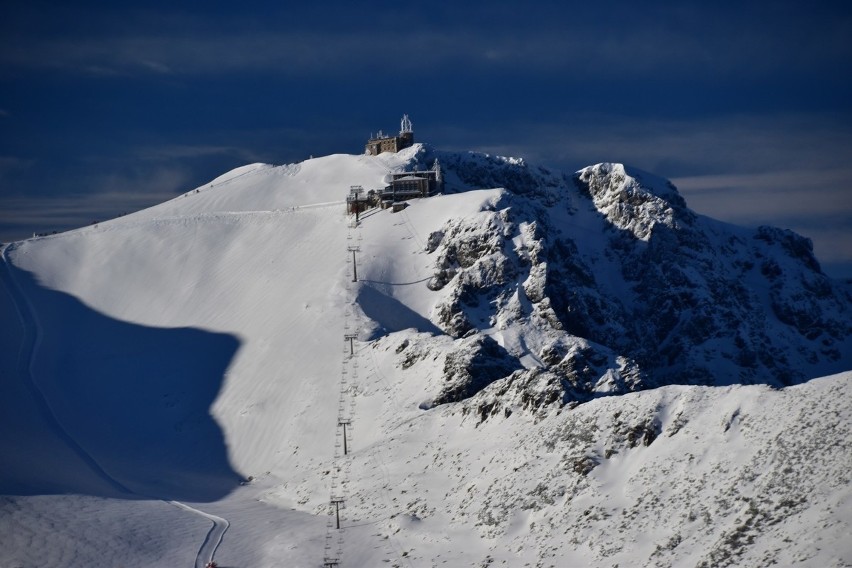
[0,244,134,496]
[1,243,229,567]
[169,501,230,568]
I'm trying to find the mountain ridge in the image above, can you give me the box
[0,143,849,567]
[378,145,851,411]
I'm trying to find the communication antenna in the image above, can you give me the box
[433,158,442,183]
[400,114,413,134]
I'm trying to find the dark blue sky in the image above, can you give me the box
[2,1,851,276]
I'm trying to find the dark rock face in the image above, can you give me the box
[412,148,851,414]
[432,335,524,406]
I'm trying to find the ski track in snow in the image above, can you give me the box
[24,200,348,247]
[1,243,229,568]
[0,244,133,496]
[169,501,230,568]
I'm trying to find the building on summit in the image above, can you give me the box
[383,162,442,203]
[348,115,442,216]
[365,115,415,155]
[347,158,443,216]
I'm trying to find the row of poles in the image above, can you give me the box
[322,222,362,568]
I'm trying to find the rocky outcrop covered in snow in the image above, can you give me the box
[4,143,848,568]
[393,146,852,412]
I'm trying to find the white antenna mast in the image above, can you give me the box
[400,114,413,134]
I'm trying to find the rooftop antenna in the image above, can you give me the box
[400,114,413,134]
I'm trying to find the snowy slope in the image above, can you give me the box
[1,144,849,567]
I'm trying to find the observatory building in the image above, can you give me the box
[365,115,415,155]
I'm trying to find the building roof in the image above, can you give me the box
[393,175,426,181]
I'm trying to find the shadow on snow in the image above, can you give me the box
[357,284,443,338]
[0,263,241,502]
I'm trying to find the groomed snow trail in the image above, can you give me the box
[1,243,229,568]
[169,501,230,568]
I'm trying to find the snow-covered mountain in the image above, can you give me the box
[1,144,849,567]
[408,147,851,406]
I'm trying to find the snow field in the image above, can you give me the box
[1,146,849,566]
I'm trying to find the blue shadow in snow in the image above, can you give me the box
[357,284,442,338]
[0,263,241,502]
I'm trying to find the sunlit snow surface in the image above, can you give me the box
[1,146,849,567]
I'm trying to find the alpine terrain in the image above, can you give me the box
[1,143,850,567]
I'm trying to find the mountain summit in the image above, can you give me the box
[1,143,849,567]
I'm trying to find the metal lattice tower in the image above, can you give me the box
[400,114,413,134]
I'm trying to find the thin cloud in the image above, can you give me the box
[0,156,35,178]
[430,112,852,277]
[135,144,263,162]
[672,170,852,193]
[87,165,191,197]
[437,112,852,177]
[673,171,852,223]
[0,191,177,220]
[792,226,852,270]
[0,190,180,242]
[2,11,850,78]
